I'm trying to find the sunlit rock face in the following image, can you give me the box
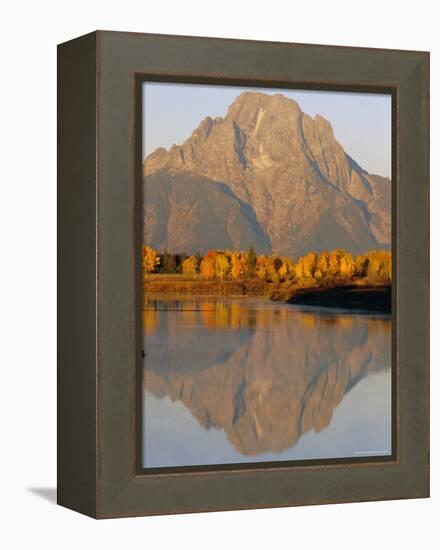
[143,298,391,456]
[143,91,391,256]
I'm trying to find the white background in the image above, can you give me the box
[1,0,437,548]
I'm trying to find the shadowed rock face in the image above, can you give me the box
[143,91,391,256]
[143,171,271,254]
[143,298,391,456]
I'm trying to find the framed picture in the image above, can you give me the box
[58,31,429,518]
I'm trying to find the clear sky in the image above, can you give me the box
[143,82,392,178]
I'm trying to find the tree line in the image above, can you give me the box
[142,246,391,287]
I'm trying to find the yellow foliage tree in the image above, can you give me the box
[266,257,281,282]
[367,256,381,281]
[231,252,248,280]
[382,252,392,281]
[328,249,342,276]
[215,253,230,281]
[318,252,330,277]
[355,254,369,277]
[142,246,160,278]
[256,255,269,280]
[255,256,282,282]
[355,250,391,283]
[295,252,318,282]
[182,256,199,277]
[365,250,391,283]
[340,252,355,278]
[279,258,295,280]
[303,252,318,278]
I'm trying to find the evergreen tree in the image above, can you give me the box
[247,246,257,276]
[163,250,176,273]
[176,253,188,274]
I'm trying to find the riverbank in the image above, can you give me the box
[143,275,267,296]
[144,276,391,312]
[284,284,391,313]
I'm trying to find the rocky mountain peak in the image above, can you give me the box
[225,91,301,133]
[142,91,391,256]
[313,113,334,134]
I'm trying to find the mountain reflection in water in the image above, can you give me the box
[142,295,392,468]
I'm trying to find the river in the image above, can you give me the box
[142,295,392,468]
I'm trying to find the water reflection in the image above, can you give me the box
[142,295,391,467]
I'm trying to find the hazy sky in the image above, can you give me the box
[143,82,392,178]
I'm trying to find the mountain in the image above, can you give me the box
[143,91,391,257]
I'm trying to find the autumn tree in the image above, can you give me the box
[231,252,248,280]
[200,251,217,280]
[255,255,278,281]
[279,258,295,281]
[354,251,391,284]
[272,257,283,273]
[266,257,283,283]
[317,252,330,278]
[295,252,318,283]
[367,255,381,282]
[215,252,231,281]
[142,246,160,278]
[255,256,282,283]
[328,249,348,277]
[182,255,199,278]
[382,252,392,282]
[365,251,391,284]
[355,254,369,277]
[303,252,318,278]
[256,255,269,280]
[339,252,355,278]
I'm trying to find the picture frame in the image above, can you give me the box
[57,30,429,518]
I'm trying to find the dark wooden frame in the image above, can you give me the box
[58,31,429,518]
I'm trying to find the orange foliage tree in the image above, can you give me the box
[200,251,217,280]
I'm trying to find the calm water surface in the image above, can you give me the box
[142,295,392,468]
